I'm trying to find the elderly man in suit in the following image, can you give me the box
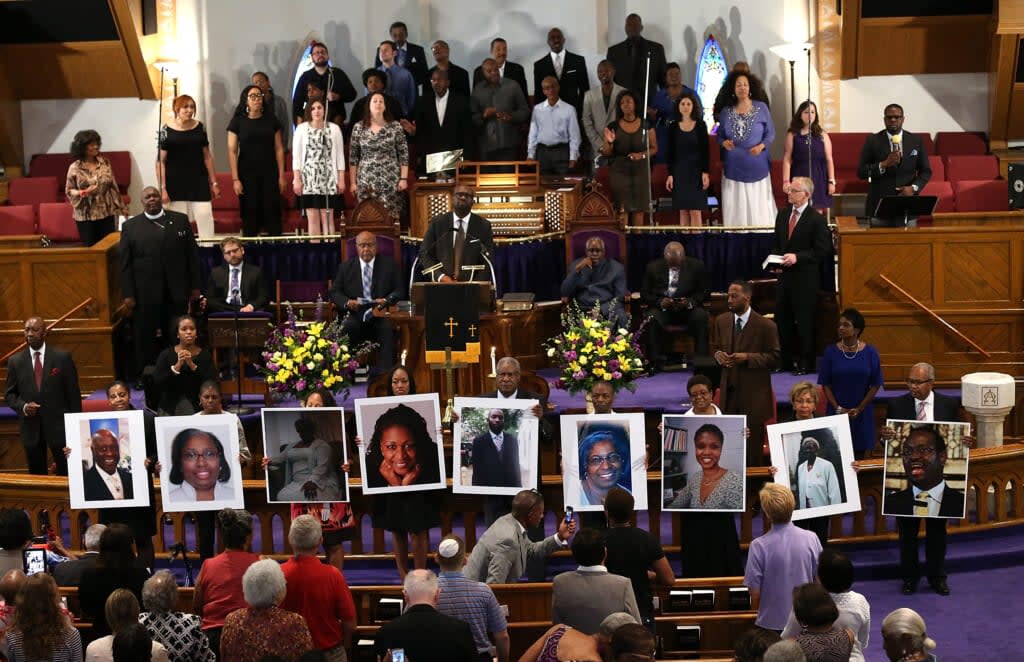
[374,569,477,662]
[420,185,495,282]
[640,241,710,372]
[54,524,104,587]
[551,528,641,634]
[884,362,965,597]
[82,429,134,501]
[4,316,81,475]
[771,176,832,375]
[205,237,270,313]
[464,489,575,584]
[471,408,521,489]
[561,237,626,321]
[330,231,404,372]
[120,186,200,386]
[429,40,471,98]
[582,60,625,174]
[856,103,932,217]
[403,68,471,175]
[712,280,781,466]
[533,28,590,115]
[606,13,667,104]
[473,38,529,102]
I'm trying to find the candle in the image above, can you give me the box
[400,349,407,366]
[490,346,497,375]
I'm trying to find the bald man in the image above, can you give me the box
[639,241,710,371]
[82,429,134,501]
[330,231,404,372]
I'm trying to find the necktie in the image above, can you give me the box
[916,400,927,421]
[229,267,241,306]
[33,351,43,390]
[667,268,678,297]
[362,262,373,321]
[787,207,800,240]
[732,317,742,352]
[914,491,930,516]
[397,47,406,67]
[453,219,465,279]
[554,53,563,78]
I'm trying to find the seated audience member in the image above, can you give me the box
[330,230,403,374]
[471,57,530,161]
[55,523,105,587]
[763,640,807,662]
[734,627,782,662]
[0,574,82,661]
[0,569,25,637]
[783,549,870,662]
[140,570,216,662]
[405,68,471,174]
[193,509,260,655]
[0,509,36,573]
[603,487,674,629]
[520,612,637,662]
[112,623,156,662]
[153,315,215,415]
[349,69,403,133]
[609,623,656,662]
[527,76,582,175]
[464,489,575,584]
[292,41,356,126]
[856,103,931,218]
[86,589,169,662]
[205,237,270,314]
[561,236,626,320]
[279,516,356,660]
[640,241,710,371]
[789,583,854,661]
[881,608,938,662]
[552,528,640,634]
[744,484,821,633]
[435,536,510,662]
[220,560,313,662]
[429,40,471,98]
[373,569,477,662]
[79,524,151,644]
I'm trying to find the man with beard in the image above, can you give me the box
[292,41,357,126]
[404,68,471,174]
[471,408,521,488]
[419,185,494,282]
[856,103,931,217]
[473,38,529,102]
[82,429,134,501]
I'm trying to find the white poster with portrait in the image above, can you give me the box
[767,414,861,521]
[560,413,647,512]
[661,414,746,512]
[65,410,150,510]
[156,414,244,512]
[882,420,971,519]
[262,407,349,503]
[452,396,539,496]
[355,393,446,495]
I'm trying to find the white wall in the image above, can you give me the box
[839,73,989,134]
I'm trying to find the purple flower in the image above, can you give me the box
[574,370,587,380]
[612,371,622,379]
[283,329,294,337]
[565,350,577,360]
[295,379,306,391]
[596,339,604,347]
[608,359,620,370]
[267,363,278,371]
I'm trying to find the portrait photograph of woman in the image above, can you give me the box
[662,415,746,512]
[451,396,540,496]
[262,408,347,503]
[560,413,647,512]
[355,393,445,495]
[767,414,861,521]
[65,411,149,510]
[156,414,244,511]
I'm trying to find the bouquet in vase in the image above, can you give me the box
[544,302,646,395]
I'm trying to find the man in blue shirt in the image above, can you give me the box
[377,40,416,119]
[528,76,581,175]
[435,535,510,662]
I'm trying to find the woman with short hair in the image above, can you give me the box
[159,94,219,237]
[140,570,216,662]
[219,560,312,662]
[791,583,854,661]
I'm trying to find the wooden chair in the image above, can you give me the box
[338,195,402,264]
[274,279,334,324]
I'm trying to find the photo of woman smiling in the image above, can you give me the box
[664,416,747,512]
[577,428,632,506]
[364,403,442,490]
[156,415,244,511]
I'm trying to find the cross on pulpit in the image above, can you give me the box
[430,347,468,430]
[445,316,459,338]
[468,324,478,337]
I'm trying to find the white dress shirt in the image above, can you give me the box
[913,391,935,421]
[913,479,946,517]
[435,90,449,125]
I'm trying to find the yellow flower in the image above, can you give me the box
[569,362,580,373]
[581,342,594,354]
[593,367,606,377]
[322,369,329,377]
[596,346,610,357]
[283,337,294,347]
[603,373,613,381]
[566,332,580,342]
[579,356,588,365]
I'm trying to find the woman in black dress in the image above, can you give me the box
[226,84,285,236]
[158,94,219,237]
[600,90,657,225]
[665,91,709,226]
[152,315,215,415]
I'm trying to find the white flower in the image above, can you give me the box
[547,347,556,357]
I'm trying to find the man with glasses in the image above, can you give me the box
[420,185,494,283]
[883,362,964,596]
[292,41,357,126]
[856,103,931,217]
[769,176,831,375]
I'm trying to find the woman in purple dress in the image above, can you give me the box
[783,100,835,210]
[716,71,775,226]
[818,308,882,459]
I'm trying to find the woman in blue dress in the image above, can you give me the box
[783,100,835,210]
[818,308,883,459]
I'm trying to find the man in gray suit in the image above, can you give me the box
[464,489,575,584]
[582,60,625,174]
[551,528,641,634]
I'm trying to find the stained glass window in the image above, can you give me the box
[694,35,728,131]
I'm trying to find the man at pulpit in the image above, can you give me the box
[205,237,270,313]
[420,185,495,283]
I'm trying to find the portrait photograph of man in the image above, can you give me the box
[560,413,647,512]
[882,421,970,519]
[65,411,149,510]
[451,396,539,495]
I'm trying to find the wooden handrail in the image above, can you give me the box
[0,297,96,365]
[877,273,991,358]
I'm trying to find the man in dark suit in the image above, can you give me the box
[205,237,270,313]
[429,40,471,98]
[771,177,832,374]
[533,27,590,116]
[81,429,134,501]
[561,237,626,321]
[471,408,521,488]
[120,186,200,384]
[373,569,477,662]
[473,38,529,102]
[54,523,104,586]
[330,231,404,372]
[292,41,357,126]
[711,280,781,466]
[606,13,667,106]
[5,316,81,475]
[640,241,710,371]
[885,362,964,596]
[403,68,471,174]
[856,103,932,217]
[373,21,429,91]
[420,185,495,282]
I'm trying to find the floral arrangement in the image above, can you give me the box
[544,302,646,395]
[259,300,375,402]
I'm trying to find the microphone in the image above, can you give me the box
[891,133,902,158]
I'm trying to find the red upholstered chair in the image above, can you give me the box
[82,399,113,412]
[651,163,669,200]
[944,155,999,183]
[921,181,955,213]
[37,202,79,243]
[928,156,945,182]
[104,151,132,198]
[769,159,787,210]
[0,205,36,235]
[953,180,1009,212]
[28,154,74,199]
[829,132,871,194]
[8,176,60,215]
[934,131,987,157]
[919,133,934,159]
[212,172,242,234]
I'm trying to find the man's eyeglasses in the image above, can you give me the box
[901,446,937,459]
[906,378,933,386]
[884,115,903,120]
[587,453,623,467]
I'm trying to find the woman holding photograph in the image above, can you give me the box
[358,365,441,579]
[668,423,743,509]
[166,429,235,503]
[577,429,632,506]
[266,417,342,501]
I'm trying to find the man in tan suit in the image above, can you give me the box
[711,280,781,466]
